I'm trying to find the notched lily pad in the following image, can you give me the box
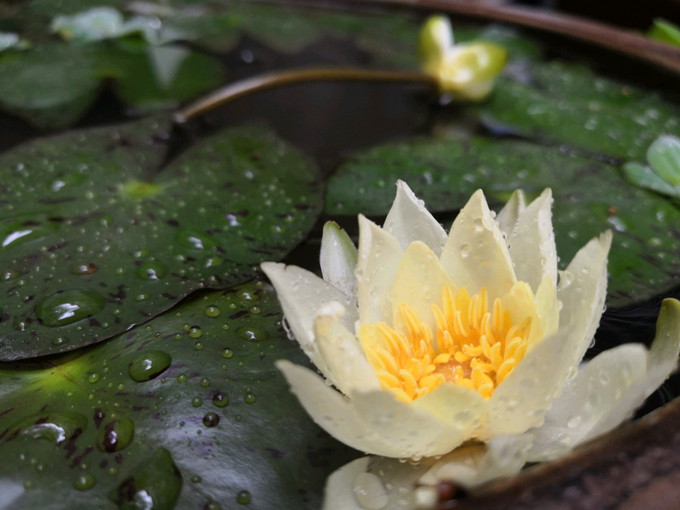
[0,118,322,359]
[0,280,356,509]
[325,136,680,307]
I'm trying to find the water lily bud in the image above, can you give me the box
[418,15,507,101]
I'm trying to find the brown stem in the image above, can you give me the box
[342,0,680,74]
[173,68,437,123]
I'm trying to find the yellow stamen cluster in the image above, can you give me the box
[360,286,532,402]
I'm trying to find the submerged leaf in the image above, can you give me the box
[0,119,322,359]
[0,280,356,509]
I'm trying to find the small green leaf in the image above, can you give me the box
[648,18,680,48]
[622,162,678,197]
[647,135,680,187]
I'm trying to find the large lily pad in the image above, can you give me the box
[0,280,356,509]
[482,61,680,161]
[325,136,680,307]
[0,118,322,360]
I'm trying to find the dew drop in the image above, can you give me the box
[236,490,251,505]
[459,243,471,258]
[74,473,96,491]
[244,392,256,404]
[189,326,203,339]
[36,289,105,327]
[136,262,167,281]
[128,351,172,382]
[237,326,268,342]
[97,417,135,453]
[192,397,203,407]
[222,348,233,359]
[205,305,220,318]
[212,391,229,408]
[176,374,187,383]
[88,372,100,384]
[71,263,97,275]
[352,472,388,509]
[202,412,220,428]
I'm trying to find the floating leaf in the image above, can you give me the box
[0,119,322,359]
[482,61,680,160]
[325,136,680,307]
[648,18,680,48]
[0,43,100,128]
[0,280,356,509]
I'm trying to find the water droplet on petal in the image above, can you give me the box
[353,472,388,509]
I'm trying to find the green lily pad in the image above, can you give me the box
[482,61,680,161]
[0,280,356,509]
[99,40,226,111]
[0,43,100,129]
[0,118,322,360]
[325,135,680,307]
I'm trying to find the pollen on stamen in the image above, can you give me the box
[359,285,534,402]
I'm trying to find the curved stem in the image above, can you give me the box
[174,68,437,123]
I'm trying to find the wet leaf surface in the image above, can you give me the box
[325,136,680,307]
[0,118,322,360]
[482,61,680,161]
[0,280,357,509]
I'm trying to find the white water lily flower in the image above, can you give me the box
[261,180,631,461]
[322,298,680,510]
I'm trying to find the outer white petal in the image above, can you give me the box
[261,262,356,385]
[356,215,403,325]
[440,189,516,301]
[572,298,680,446]
[419,434,532,489]
[383,180,448,255]
[277,361,469,458]
[557,231,612,367]
[527,343,648,462]
[390,241,457,334]
[320,221,358,298]
[324,456,432,510]
[495,189,526,239]
[323,457,372,510]
[314,303,381,395]
[507,189,557,291]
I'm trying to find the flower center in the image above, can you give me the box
[360,286,533,402]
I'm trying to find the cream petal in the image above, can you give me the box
[484,327,576,437]
[419,434,532,489]
[410,382,485,433]
[495,189,526,240]
[574,298,680,445]
[390,241,457,334]
[324,456,433,510]
[533,275,559,343]
[323,457,371,510]
[557,231,612,366]
[261,262,356,382]
[356,215,404,325]
[383,180,448,255]
[320,221,358,298]
[508,189,557,291]
[526,343,648,462]
[314,303,381,395]
[277,360,464,458]
[440,189,516,301]
[349,389,469,457]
